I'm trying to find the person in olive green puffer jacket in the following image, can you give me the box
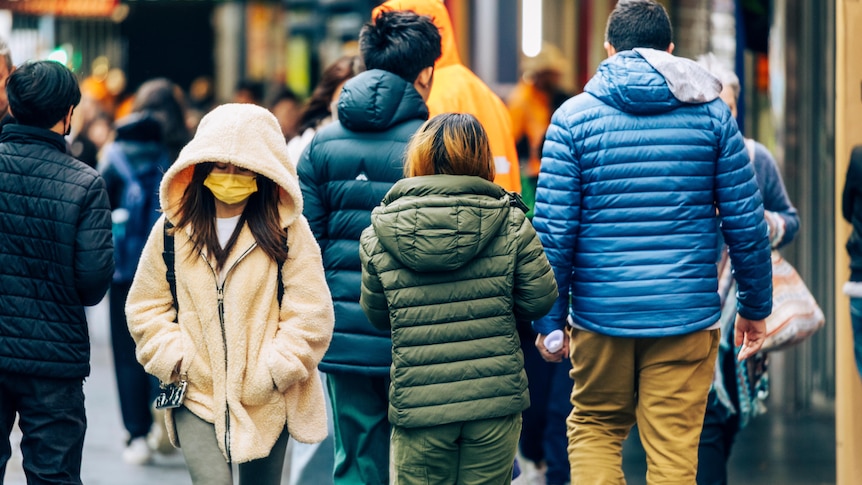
[359,113,558,485]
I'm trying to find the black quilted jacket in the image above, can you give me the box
[0,124,113,378]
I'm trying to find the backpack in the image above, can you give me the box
[108,143,171,283]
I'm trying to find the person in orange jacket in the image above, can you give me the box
[508,44,571,217]
[372,0,521,193]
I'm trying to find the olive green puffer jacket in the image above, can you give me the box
[359,175,558,428]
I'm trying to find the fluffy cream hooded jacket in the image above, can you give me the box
[125,103,334,464]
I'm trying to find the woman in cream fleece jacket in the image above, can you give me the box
[125,103,334,483]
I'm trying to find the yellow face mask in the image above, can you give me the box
[203,173,258,205]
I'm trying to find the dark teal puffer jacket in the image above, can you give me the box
[359,175,558,428]
[533,48,772,337]
[298,69,429,376]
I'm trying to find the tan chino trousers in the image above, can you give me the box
[567,328,720,485]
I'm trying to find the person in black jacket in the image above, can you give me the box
[0,60,113,484]
[297,10,440,485]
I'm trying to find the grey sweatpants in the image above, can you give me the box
[173,406,289,485]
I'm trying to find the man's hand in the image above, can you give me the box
[535,332,569,363]
[735,316,767,361]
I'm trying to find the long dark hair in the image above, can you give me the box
[297,55,363,133]
[132,78,191,160]
[172,163,287,271]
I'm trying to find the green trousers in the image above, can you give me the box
[391,413,522,485]
[327,372,390,485]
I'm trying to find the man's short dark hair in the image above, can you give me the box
[606,0,673,52]
[7,60,81,129]
[360,9,442,83]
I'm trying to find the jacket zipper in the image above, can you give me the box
[205,243,257,464]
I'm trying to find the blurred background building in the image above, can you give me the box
[0,0,857,481]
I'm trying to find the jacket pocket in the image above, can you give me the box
[240,342,279,406]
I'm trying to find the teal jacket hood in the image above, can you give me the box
[337,69,430,132]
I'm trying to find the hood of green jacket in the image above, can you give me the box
[371,175,513,272]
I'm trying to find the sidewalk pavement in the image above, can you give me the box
[3,298,836,484]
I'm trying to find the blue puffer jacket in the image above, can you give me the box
[532,49,772,337]
[298,69,429,375]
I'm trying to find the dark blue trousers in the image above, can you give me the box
[110,281,160,440]
[518,324,573,485]
[0,372,86,485]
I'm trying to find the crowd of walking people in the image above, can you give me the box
[3,0,855,484]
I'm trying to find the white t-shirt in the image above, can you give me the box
[216,215,242,283]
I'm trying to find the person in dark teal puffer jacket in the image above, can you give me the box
[297,10,441,485]
[359,113,558,485]
[531,2,773,484]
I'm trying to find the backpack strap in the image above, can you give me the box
[163,219,179,321]
[508,191,530,213]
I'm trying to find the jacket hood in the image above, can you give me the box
[159,103,302,226]
[114,112,163,143]
[337,69,429,132]
[370,175,512,272]
[374,0,461,69]
[585,48,722,115]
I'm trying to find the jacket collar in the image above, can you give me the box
[0,124,69,154]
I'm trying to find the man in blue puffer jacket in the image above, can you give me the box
[297,10,441,485]
[531,2,772,483]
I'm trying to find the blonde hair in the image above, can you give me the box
[404,113,495,181]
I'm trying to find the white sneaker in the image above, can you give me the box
[122,437,152,465]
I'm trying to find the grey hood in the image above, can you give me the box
[585,48,723,115]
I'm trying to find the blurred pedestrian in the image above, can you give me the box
[297,10,440,484]
[531,2,773,483]
[508,42,574,485]
[0,37,15,128]
[373,0,522,193]
[286,54,362,165]
[508,43,571,217]
[843,145,862,379]
[284,53,362,485]
[359,113,557,484]
[186,76,215,134]
[125,103,334,485]
[70,109,113,169]
[695,52,799,485]
[100,78,187,465]
[0,60,113,485]
[269,88,303,141]
[130,78,191,161]
[233,79,265,106]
